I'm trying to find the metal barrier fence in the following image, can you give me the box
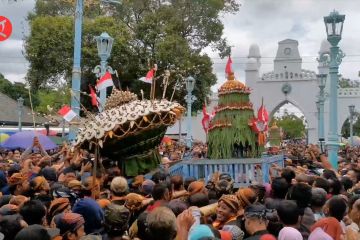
[149,155,284,188]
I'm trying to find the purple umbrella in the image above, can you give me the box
[1,131,58,150]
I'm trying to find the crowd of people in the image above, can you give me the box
[159,140,208,161]
[0,137,359,240]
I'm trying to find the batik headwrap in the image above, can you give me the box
[57,212,85,236]
[49,198,70,220]
[8,173,25,186]
[236,188,257,208]
[9,195,28,207]
[218,194,240,213]
[125,193,145,212]
[31,176,49,191]
[132,175,145,188]
[188,181,206,196]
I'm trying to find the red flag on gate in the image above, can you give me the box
[225,56,233,76]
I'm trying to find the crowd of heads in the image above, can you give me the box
[159,140,207,161]
[0,138,359,240]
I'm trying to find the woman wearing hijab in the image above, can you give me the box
[278,227,303,240]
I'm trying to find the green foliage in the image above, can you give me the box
[272,113,305,140]
[338,77,360,88]
[341,113,360,138]
[268,124,281,147]
[25,0,240,112]
[207,109,257,159]
[0,74,38,107]
[218,93,250,105]
[35,88,70,114]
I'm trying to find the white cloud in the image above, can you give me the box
[4,73,26,82]
[0,0,34,82]
[0,0,359,92]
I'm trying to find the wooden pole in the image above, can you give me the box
[92,143,99,199]
[27,87,36,130]
[151,70,157,100]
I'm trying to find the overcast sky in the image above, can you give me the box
[1,0,360,93]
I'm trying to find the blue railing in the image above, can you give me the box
[150,155,284,188]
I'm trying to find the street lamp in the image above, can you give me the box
[348,105,355,146]
[94,32,115,112]
[316,100,320,116]
[69,0,121,141]
[323,10,345,169]
[185,76,196,149]
[17,97,24,132]
[317,74,327,146]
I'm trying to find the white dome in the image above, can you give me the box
[319,39,331,53]
[248,44,261,58]
[245,58,258,71]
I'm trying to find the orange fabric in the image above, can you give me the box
[212,216,238,230]
[310,217,343,240]
[132,175,145,188]
[188,181,206,195]
[219,230,232,240]
[219,195,240,212]
[236,188,257,208]
[125,193,145,212]
[49,198,70,218]
[8,173,25,186]
[258,132,266,146]
[32,176,50,191]
[97,199,111,209]
[9,195,28,207]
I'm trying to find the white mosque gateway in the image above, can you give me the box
[167,39,360,144]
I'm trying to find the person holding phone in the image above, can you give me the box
[20,137,49,161]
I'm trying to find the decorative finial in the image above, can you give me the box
[228,72,235,80]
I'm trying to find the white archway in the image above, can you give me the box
[246,39,319,144]
[245,39,360,144]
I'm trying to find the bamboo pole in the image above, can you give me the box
[91,143,99,199]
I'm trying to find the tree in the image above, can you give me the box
[341,114,360,138]
[272,113,306,140]
[0,74,38,107]
[35,88,70,114]
[24,0,240,112]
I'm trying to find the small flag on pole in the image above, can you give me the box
[139,69,155,84]
[96,72,114,91]
[58,105,77,122]
[225,56,233,76]
[89,85,98,107]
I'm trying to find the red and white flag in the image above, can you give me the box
[89,85,98,107]
[58,105,77,122]
[201,105,216,133]
[96,72,113,91]
[257,98,269,123]
[225,56,233,76]
[139,69,155,84]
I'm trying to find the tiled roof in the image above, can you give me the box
[0,92,47,125]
